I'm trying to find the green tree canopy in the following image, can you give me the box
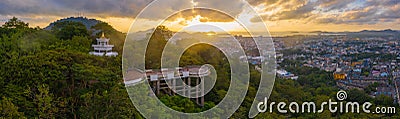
[2,17,29,29]
[51,21,89,40]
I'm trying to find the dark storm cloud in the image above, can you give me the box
[246,0,280,6]
[131,0,245,22]
[0,0,152,18]
[195,0,245,18]
[316,0,356,11]
[272,1,315,20]
[249,0,315,22]
[364,0,399,7]
[1,0,397,25]
[0,0,245,22]
[314,0,400,25]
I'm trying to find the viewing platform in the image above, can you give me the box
[124,66,210,86]
[124,66,211,106]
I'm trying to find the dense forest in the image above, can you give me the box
[0,17,399,118]
[0,17,137,118]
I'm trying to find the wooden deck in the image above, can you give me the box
[123,66,209,106]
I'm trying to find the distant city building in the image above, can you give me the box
[277,69,298,80]
[89,33,118,57]
[334,73,346,80]
[334,68,346,80]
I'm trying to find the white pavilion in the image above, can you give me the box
[89,33,118,56]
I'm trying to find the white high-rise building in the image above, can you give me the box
[89,32,118,56]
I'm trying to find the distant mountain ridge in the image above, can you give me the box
[307,29,399,38]
[44,17,103,30]
[340,29,399,38]
[359,29,399,33]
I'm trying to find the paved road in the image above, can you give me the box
[394,77,400,105]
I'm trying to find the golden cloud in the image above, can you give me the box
[166,8,235,24]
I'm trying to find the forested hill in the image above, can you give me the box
[0,17,140,118]
[45,17,101,30]
[45,16,126,53]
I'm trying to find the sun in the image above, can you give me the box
[206,31,217,36]
[185,15,203,26]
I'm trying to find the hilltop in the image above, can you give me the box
[45,17,102,30]
[45,16,126,53]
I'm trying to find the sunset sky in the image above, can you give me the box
[0,0,399,33]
